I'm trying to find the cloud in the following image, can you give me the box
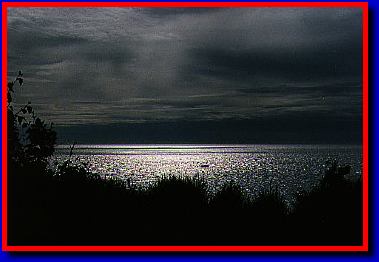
[7,7,362,143]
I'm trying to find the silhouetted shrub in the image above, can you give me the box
[7,73,362,246]
[7,71,56,170]
[289,162,362,245]
[8,160,362,245]
[211,182,245,209]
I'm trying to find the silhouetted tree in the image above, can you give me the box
[7,71,56,169]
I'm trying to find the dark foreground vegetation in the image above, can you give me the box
[7,73,362,246]
[8,161,362,246]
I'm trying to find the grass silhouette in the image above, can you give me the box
[8,159,362,246]
[7,73,362,246]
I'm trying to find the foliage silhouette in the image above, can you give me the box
[7,74,362,246]
[8,161,362,245]
[7,71,56,169]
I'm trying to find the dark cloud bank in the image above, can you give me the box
[8,8,362,144]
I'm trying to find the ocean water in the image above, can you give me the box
[53,144,362,205]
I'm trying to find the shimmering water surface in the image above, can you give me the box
[54,144,362,205]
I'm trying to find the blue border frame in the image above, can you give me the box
[0,0,376,260]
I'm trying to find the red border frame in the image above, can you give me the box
[1,1,369,252]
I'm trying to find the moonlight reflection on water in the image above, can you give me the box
[53,144,362,206]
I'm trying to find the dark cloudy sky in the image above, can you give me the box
[7,8,362,144]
